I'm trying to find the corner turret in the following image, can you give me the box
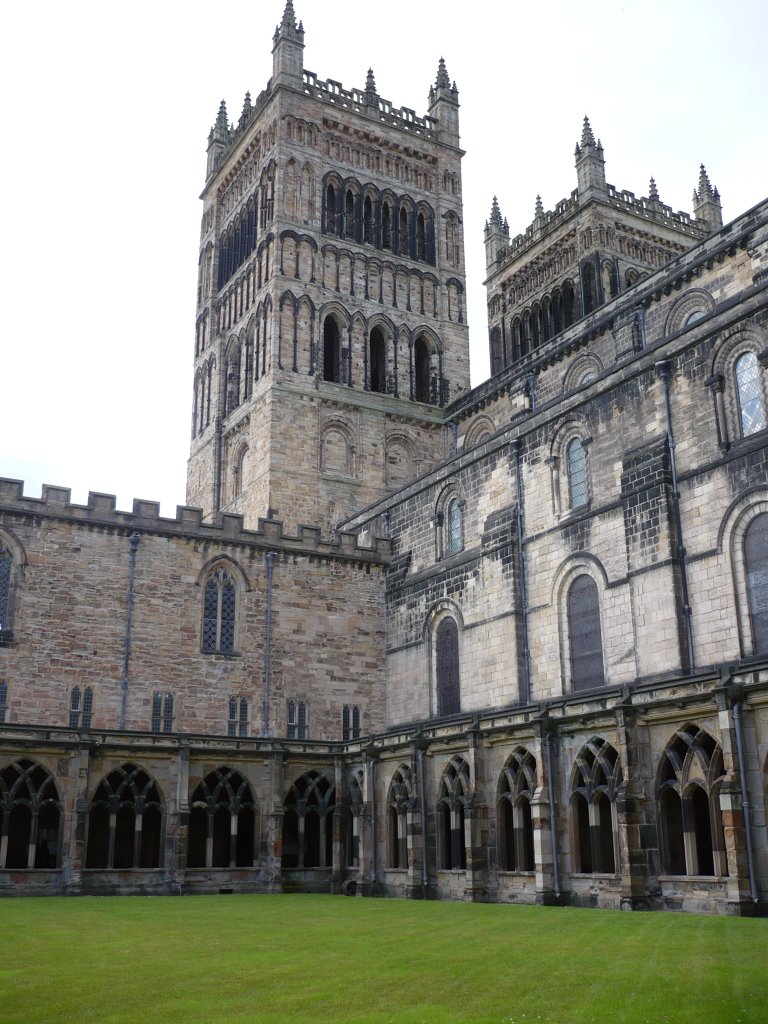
[484,196,509,269]
[574,116,606,196]
[693,164,723,232]
[206,100,230,177]
[427,58,460,146]
[272,0,305,90]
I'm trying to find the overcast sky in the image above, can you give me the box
[2,0,766,515]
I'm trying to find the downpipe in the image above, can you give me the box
[262,551,275,737]
[119,532,141,731]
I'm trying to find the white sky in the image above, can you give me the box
[2,0,766,515]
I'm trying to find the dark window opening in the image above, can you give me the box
[417,212,426,260]
[369,328,386,394]
[326,183,337,234]
[568,575,605,689]
[287,700,308,740]
[85,763,162,870]
[188,767,256,869]
[691,786,715,876]
[342,703,361,741]
[0,545,11,631]
[745,513,768,653]
[345,190,355,240]
[1,759,61,869]
[436,617,460,716]
[323,318,341,383]
[281,771,335,869]
[399,206,409,256]
[228,696,248,737]
[363,195,374,243]
[382,203,392,249]
[414,337,431,403]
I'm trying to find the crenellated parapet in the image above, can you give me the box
[302,71,438,140]
[0,479,391,564]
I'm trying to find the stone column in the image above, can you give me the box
[64,742,92,895]
[614,708,653,910]
[717,687,754,914]
[265,750,285,893]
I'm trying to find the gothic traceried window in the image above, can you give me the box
[202,568,237,654]
[188,767,256,869]
[0,681,7,723]
[0,759,61,869]
[85,764,163,870]
[571,738,622,874]
[735,351,766,437]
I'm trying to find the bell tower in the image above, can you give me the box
[187,2,470,534]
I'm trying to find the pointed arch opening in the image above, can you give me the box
[369,327,387,394]
[323,316,342,383]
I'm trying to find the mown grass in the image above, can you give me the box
[1,894,766,1023]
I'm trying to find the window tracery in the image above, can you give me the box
[202,568,237,654]
[85,763,162,870]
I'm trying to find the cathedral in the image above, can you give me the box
[1,2,767,914]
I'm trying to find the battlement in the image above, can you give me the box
[0,479,391,563]
[302,70,437,140]
[494,183,708,272]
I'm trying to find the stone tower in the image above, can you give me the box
[484,117,723,375]
[187,2,471,533]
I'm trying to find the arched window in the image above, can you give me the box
[202,567,237,654]
[344,189,355,240]
[369,328,386,394]
[282,771,334,869]
[436,616,460,716]
[382,202,392,249]
[562,280,575,326]
[363,195,374,243]
[745,512,768,654]
[323,317,341,383]
[497,749,536,872]
[571,739,621,873]
[414,336,431,403]
[85,764,162,870]
[0,759,61,869]
[416,212,426,260]
[567,575,605,690]
[735,351,766,437]
[399,206,409,256]
[583,264,598,315]
[445,498,463,556]
[437,757,469,870]
[387,765,414,869]
[325,183,337,234]
[657,724,727,877]
[187,767,256,869]
[0,542,12,634]
[566,437,588,509]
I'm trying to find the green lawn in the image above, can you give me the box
[1,895,766,1023]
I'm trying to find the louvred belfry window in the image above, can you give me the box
[568,575,605,689]
[202,568,236,653]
